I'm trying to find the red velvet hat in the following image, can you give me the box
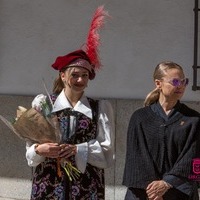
[51,5,109,80]
[52,49,95,80]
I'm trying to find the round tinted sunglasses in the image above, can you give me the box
[162,78,189,87]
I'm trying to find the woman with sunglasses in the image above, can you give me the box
[123,61,200,200]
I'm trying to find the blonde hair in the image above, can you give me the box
[144,61,183,106]
[52,76,64,94]
[52,67,70,94]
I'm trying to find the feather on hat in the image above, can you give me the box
[51,5,109,80]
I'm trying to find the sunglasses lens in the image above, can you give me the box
[171,78,189,86]
[172,79,180,87]
[181,78,189,86]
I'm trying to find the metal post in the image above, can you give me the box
[192,0,200,90]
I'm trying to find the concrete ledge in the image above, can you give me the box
[0,178,31,200]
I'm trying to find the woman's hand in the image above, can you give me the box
[146,180,170,200]
[35,143,61,158]
[59,144,77,159]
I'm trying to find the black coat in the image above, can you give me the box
[123,101,200,198]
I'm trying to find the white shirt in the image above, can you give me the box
[26,90,115,173]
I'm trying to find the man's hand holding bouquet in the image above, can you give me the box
[0,93,80,181]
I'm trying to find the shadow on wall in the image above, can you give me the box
[0,95,34,179]
[0,95,144,187]
[1,95,200,186]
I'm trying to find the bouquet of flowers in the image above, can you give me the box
[0,93,80,181]
[0,94,60,143]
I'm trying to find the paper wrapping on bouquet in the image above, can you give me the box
[0,108,61,144]
[0,110,81,179]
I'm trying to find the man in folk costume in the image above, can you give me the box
[26,6,115,200]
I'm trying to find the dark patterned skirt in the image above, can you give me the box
[30,159,105,200]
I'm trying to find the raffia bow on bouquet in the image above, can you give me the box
[0,94,80,181]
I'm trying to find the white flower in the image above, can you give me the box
[31,94,47,112]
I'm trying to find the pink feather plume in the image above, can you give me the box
[85,5,109,70]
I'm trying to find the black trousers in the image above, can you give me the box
[124,187,193,200]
